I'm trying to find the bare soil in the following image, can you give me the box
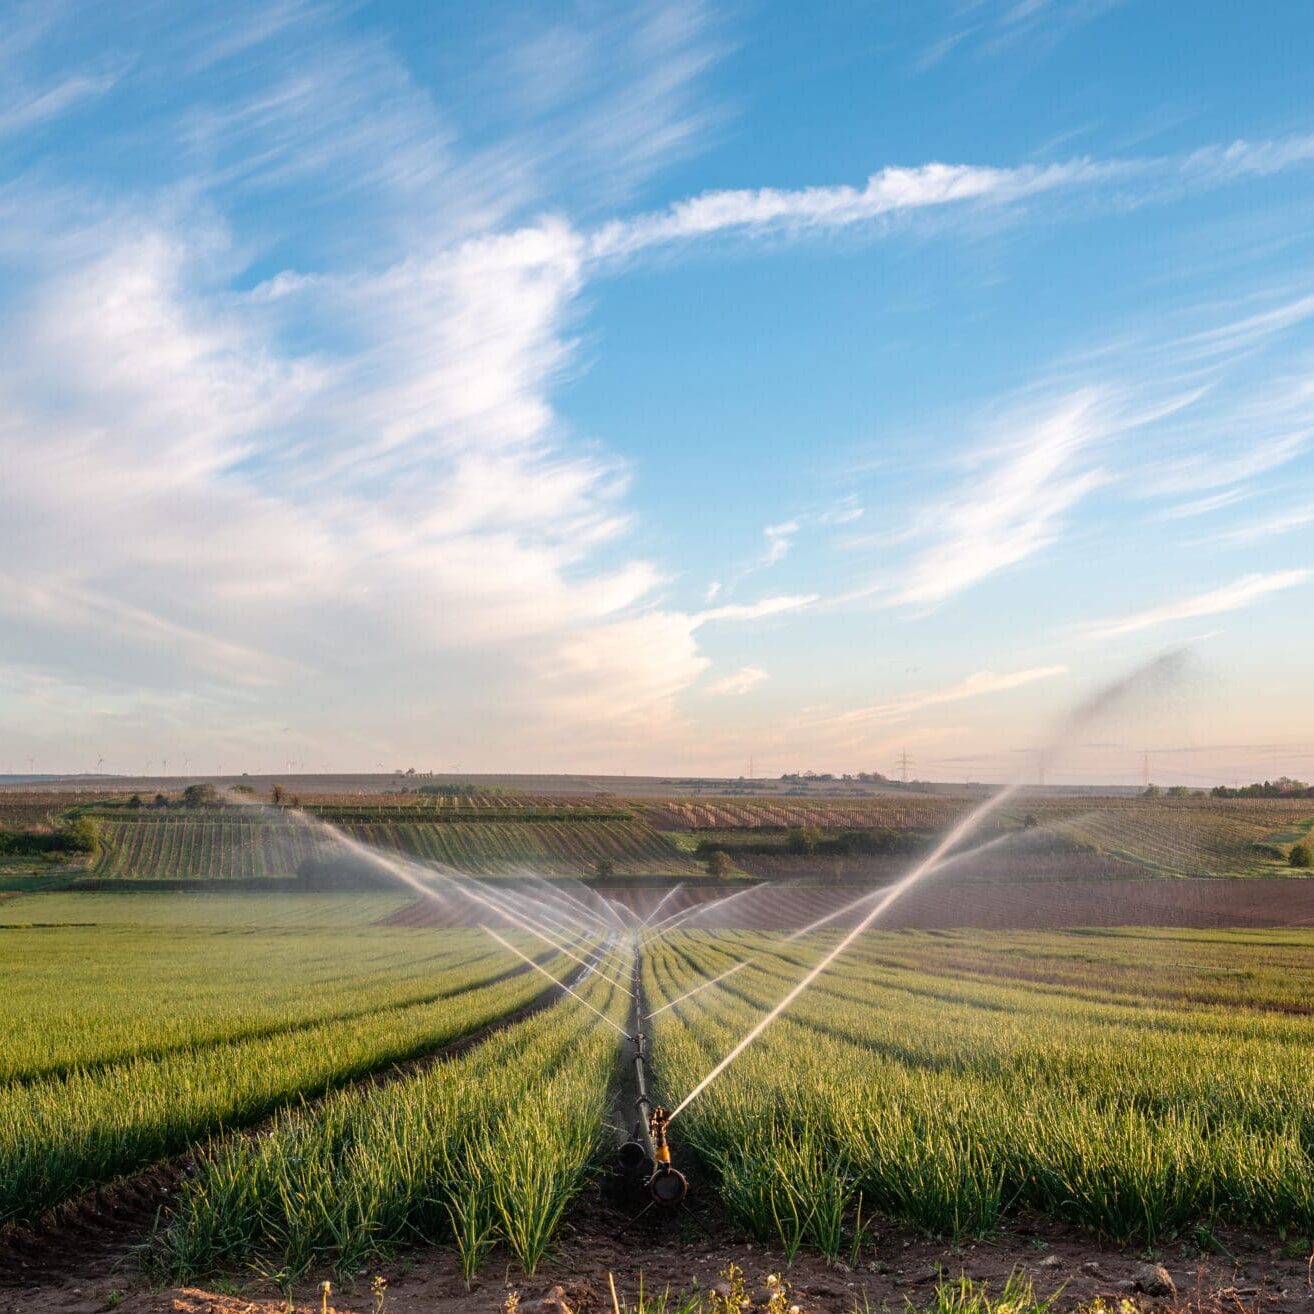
[5,1189,1313,1314]
[390,878,1314,932]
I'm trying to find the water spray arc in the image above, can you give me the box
[645,829,1017,1019]
[639,883,686,929]
[478,924,630,1038]
[663,650,1187,1121]
[667,785,1021,1119]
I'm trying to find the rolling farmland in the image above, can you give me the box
[6,790,1314,1301]
[5,784,1309,885]
[6,880,1314,1309]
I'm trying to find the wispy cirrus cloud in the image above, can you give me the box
[589,133,1314,261]
[0,69,121,137]
[891,390,1111,606]
[706,666,770,696]
[916,0,1128,71]
[761,520,799,566]
[1216,506,1314,543]
[805,665,1068,731]
[591,157,1125,258]
[1075,571,1312,642]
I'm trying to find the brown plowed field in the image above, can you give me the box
[384,877,1314,931]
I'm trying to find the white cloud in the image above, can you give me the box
[1217,506,1314,544]
[1076,571,1312,641]
[1161,489,1253,520]
[819,501,864,526]
[0,69,121,136]
[762,520,799,566]
[588,132,1314,261]
[706,666,770,696]
[697,595,817,624]
[590,157,1124,258]
[893,390,1110,606]
[806,665,1068,730]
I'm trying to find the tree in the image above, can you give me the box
[1166,785,1191,797]
[1143,784,1161,798]
[593,856,615,880]
[183,782,218,807]
[63,818,99,854]
[153,793,169,808]
[1290,842,1313,869]
[127,793,143,809]
[786,824,824,854]
[705,849,733,879]
[271,784,286,806]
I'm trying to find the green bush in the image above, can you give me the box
[705,849,734,878]
[1289,842,1313,869]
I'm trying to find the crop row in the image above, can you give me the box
[0,936,580,1226]
[642,930,1314,1251]
[90,817,699,880]
[638,796,964,831]
[1,926,545,1083]
[830,926,1314,1015]
[153,951,632,1281]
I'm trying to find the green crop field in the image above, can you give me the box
[642,928,1314,1256]
[7,884,1314,1299]
[0,893,588,1226]
[153,962,632,1283]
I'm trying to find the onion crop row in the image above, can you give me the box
[642,930,1314,1252]
[2,927,534,1082]
[152,955,632,1282]
[0,938,578,1226]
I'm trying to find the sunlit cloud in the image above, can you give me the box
[1076,571,1312,641]
[706,666,770,696]
[805,665,1069,730]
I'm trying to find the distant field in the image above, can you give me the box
[2,785,1310,883]
[1036,797,1314,876]
[84,809,701,880]
[639,795,1314,877]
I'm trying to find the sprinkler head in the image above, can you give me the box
[643,1104,687,1202]
[648,1105,673,1165]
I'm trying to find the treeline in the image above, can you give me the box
[0,818,97,855]
[696,824,927,859]
[1210,778,1314,799]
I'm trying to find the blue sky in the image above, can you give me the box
[2,1,1313,784]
